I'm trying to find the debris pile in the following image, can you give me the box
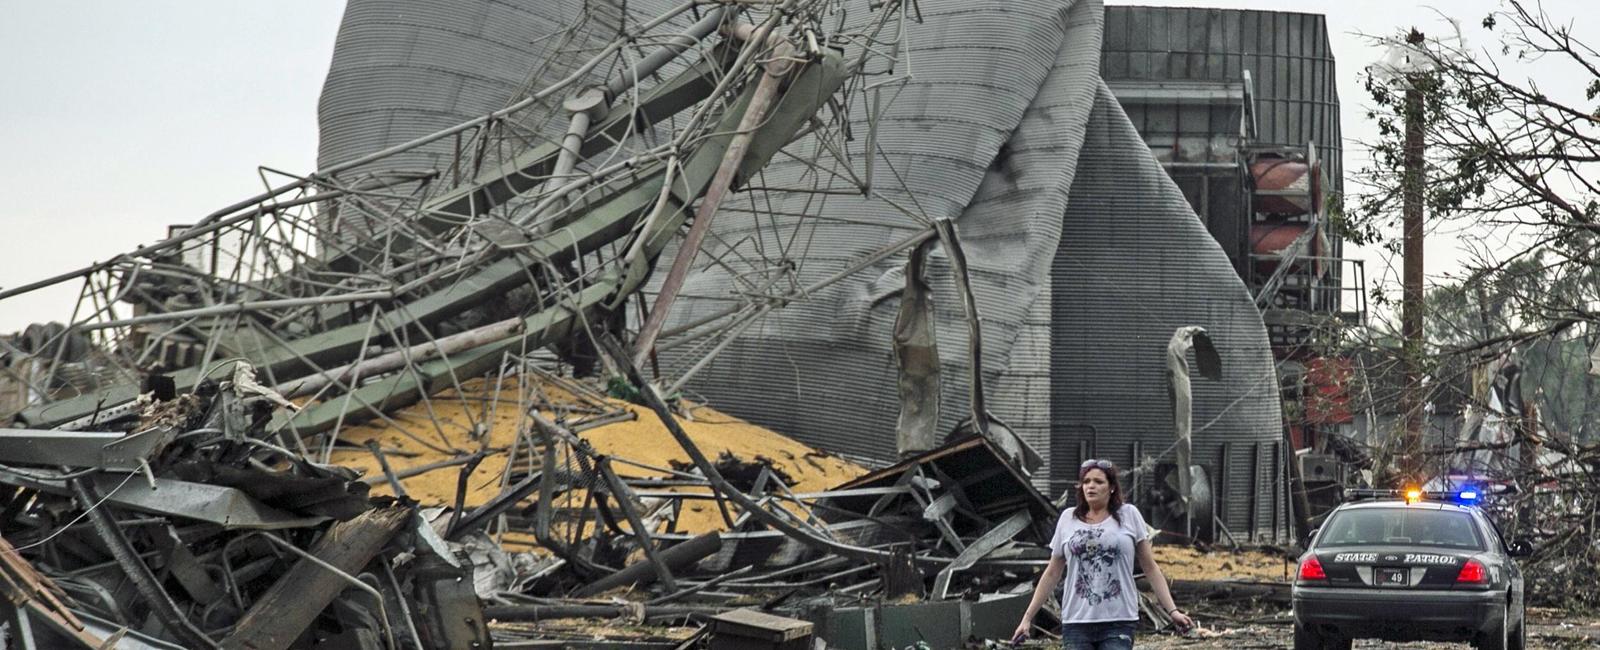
[0,372,488,648]
[0,0,1312,646]
[0,329,1303,648]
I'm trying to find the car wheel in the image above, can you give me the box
[1293,623,1338,650]
[1479,605,1510,650]
[1509,603,1527,650]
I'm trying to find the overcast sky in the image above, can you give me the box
[0,0,1588,332]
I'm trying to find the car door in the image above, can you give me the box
[1479,512,1524,612]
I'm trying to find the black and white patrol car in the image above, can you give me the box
[1292,489,1533,650]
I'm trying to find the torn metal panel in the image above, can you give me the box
[410,552,493,649]
[930,509,1033,599]
[1166,325,1216,505]
[652,0,1109,469]
[0,471,327,530]
[1051,81,1286,540]
[892,236,941,458]
[0,427,175,472]
[824,435,1057,544]
[165,462,369,520]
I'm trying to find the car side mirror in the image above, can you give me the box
[1507,539,1534,558]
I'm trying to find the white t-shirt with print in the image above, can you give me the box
[1047,503,1152,623]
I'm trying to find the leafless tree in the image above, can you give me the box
[1330,6,1600,608]
[1348,1,1600,348]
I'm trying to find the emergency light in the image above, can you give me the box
[1342,487,1486,505]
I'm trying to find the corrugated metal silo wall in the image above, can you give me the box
[1110,91,1252,277]
[1052,82,1286,541]
[315,0,629,238]
[653,0,1285,541]
[655,0,1109,467]
[1100,6,1344,271]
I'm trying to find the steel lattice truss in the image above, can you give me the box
[0,0,925,465]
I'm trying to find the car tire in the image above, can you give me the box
[1509,603,1527,650]
[1292,623,1319,650]
[1479,605,1510,650]
[1294,623,1344,650]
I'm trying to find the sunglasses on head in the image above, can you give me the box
[1080,459,1115,471]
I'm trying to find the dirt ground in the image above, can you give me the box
[1134,614,1600,649]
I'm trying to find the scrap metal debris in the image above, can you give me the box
[0,0,1327,648]
[0,311,1294,649]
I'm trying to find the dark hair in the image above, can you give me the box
[1073,463,1124,526]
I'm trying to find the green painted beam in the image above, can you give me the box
[328,46,737,274]
[271,278,619,436]
[22,51,851,430]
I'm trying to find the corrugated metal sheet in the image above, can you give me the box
[318,0,616,173]
[655,0,1105,466]
[1050,82,1285,539]
[1101,7,1341,189]
[315,0,634,242]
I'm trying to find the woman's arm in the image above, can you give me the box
[1012,554,1066,641]
[1135,539,1194,631]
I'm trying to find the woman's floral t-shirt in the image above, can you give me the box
[1048,503,1152,623]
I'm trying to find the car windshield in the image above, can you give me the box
[1320,507,1483,550]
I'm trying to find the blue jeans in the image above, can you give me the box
[1060,620,1136,650]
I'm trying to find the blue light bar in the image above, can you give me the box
[1458,490,1479,501]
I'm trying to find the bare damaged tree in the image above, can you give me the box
[1340,2,1600,609]
[1348,1,1600,345]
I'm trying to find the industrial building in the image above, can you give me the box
[307,1,1356,543]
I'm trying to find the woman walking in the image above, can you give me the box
[1012,459,1193,648]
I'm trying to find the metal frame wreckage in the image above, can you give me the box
[0,0,1322,648]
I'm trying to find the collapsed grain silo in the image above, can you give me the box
[311,0,1324,542]
[644,0,1301,543]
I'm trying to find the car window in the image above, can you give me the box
[1320,507,1483,550]
[1480,514,1505,551]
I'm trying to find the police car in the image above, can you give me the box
[1292,488,1533,650]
